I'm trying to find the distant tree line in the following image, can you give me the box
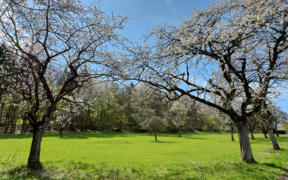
[1,79,287,140]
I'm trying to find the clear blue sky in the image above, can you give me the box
[83,0,288,113]
[84,0,216,42]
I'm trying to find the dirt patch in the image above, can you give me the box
[280,170,288,180]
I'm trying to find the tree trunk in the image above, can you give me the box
[262,130,268,138]
[4,118,9,133]
[275,129,280,137]
[21,119,26,133]
[60,128,63,138]
[154,131,157,141]
[250,130,255,140]
[179,129,181,137]
[231,130,234,141]
[230,126,234,141]
[0,101,4,124]
[27,126,46,169]
[10,108,17,134]
[27,107,55,169]
[4,105,11,133]
[237,121,256,162]
[267,128,280,150]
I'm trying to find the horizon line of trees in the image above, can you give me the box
[1,81,287,139]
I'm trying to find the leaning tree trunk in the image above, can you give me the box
[237,121,256,162]
[154,131,157,141]
[267,123,280,150]
[275,129,280,137]
[263,130,268,138]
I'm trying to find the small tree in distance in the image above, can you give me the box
[140,113,167,141]
[168,101,187,137]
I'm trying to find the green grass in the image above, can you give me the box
[0,132,288,179]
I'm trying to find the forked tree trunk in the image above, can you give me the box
[237,121,255,162]
[250,130,255,140]
[154,131,157,141]
[267,128,280,150]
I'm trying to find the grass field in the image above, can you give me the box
[0,132,288,179]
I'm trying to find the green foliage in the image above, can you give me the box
[140,116,167,133]
[202,124,208,132]
[0,132,288,179]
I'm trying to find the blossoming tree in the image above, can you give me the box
[126,0,288,162]
[0,0,128,168]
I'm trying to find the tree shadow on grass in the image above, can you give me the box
[262,163,287,171]
[184,137,206,139]
[149,141,178,143]
[0,132,207,140]
[0,132,136,140]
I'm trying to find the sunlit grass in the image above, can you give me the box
[0,132,287,179]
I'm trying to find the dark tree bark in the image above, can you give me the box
[263,130,268,138]
[274,122,280,137]
[9,108,17,134]
[60,128,63,138]
[267,122,280,150]
[275,129,280,137]
[4,118,9,133]
[230,125,234,141]
[154,131,157,141]
[268,128,280,150]
[4,104,12,133]
[179,129,181,137]
[21,119,29,133]
[0,100,4,125]
[27,107,56,169]
[250,130,255,140]
[27,126,46,169]
[236,120,255,162]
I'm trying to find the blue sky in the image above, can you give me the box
[84,0,216,42]
[83,0,288,113]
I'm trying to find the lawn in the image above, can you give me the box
[0,132,288,179]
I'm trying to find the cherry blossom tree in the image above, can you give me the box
[0,0,128,168]
[131,85,168,141]
[167,101,187,137]
[126,0,288,162]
